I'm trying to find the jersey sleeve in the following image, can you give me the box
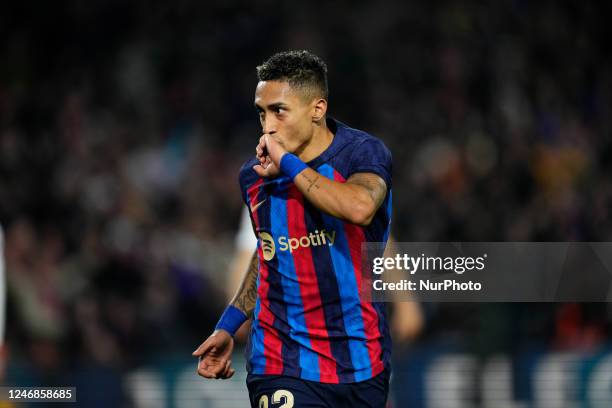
[238,157,259,205]
[348,137,392,189]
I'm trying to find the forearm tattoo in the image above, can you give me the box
[347,173,387,209]
[231,252,259,318]
[302,173,321,193]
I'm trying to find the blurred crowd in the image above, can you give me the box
[1,0,612,390]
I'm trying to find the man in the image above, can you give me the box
[193,50,393,407]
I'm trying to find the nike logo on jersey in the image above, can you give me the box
[250,198,267,212]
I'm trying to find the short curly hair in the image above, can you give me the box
[256,50,328,101]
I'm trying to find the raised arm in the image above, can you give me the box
[293,169,387,226]
[254,134,388,226]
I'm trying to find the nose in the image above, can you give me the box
[261,113,277,135]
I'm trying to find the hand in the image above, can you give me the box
[253,134,287,178]
[193,330,235,379]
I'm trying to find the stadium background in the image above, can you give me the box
[2,1,612,406]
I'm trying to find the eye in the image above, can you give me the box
[274,107,285,114]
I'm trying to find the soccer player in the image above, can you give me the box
[193,50,393,407]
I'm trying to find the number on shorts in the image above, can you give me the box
[272,389,294,407]
[258,389,294,408]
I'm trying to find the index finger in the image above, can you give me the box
[192,338,214,357]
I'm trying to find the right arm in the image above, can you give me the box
[229,251,259,318]
[193,250,259,379]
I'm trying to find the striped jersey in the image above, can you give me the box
[239,118,392,384]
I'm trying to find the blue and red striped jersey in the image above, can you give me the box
[239,118,392,384]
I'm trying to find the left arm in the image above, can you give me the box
[293,169,387,226]
[254,134,388,226]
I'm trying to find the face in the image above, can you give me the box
[254,80,318,154]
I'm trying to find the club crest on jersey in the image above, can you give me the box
[258,229,337,260]
[259,231,276,261]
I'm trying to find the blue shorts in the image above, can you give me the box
[246,370,390,408]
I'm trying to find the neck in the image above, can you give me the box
[295,119,334,162]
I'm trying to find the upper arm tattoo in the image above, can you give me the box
[231,251,259,317]
[347,172,388,210]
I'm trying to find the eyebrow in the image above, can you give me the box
[254,102,288,111]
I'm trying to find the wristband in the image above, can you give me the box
[280,153,308,180]
[215,305,248,336]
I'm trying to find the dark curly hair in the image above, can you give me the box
[256,50,328,101]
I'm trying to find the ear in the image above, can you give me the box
[312,98,328,123]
